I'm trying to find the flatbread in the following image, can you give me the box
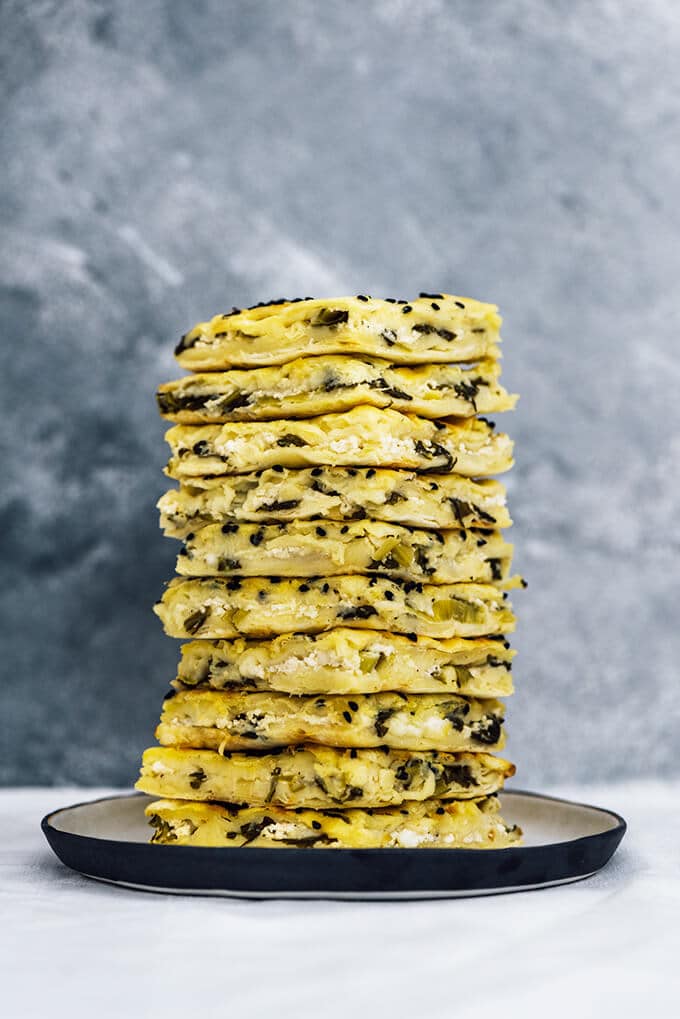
[155,689,505,752]
[174,294,502,371]
[176,519,514,585]
[154,576,516,640]
[158,469,512,538]
[165,406,513,479]
[145,794,522,848]
[174,629,514,697]
[137,745,515,808]
[158,356,516,423]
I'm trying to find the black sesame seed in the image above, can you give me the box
[356,294,369,302]
[342,711,352,723]
[272,464,284,472]
[384,590,394,601]
[310,467,323,476]
[299,584,310,593]
[454,301,465,309]
[315,526,327,537]
[312,820,322,829]
[349,749,357,758]
[431,302,440,310]
[348,701,359,712]
[340,525,349,534]
[402,305,412,313]
[366,468,376,478]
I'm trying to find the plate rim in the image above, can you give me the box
[41,788,627,898]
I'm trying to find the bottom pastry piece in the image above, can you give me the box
[145,794,522,849]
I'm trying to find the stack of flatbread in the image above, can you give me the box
[137,294,523,849]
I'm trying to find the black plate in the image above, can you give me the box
[42,790,625,900]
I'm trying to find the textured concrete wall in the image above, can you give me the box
[2,0,679,786]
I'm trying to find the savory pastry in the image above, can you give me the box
[145,794,522,848]
[158,469,512,538]
[176,519,514,585]
[137,745,515,807]
[174,629,514,697]
[155,689,505,752]
[164,406,513,479]
[155,575,516,640]
[158,356,516,423]
[174,294,502,371]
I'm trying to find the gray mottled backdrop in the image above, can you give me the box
[1,0,679,786]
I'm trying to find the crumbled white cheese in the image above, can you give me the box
[267,822,314,841]
[273,650,343,675]
[215,438,245,456]
[174,821,198,838]
[390,829,438,848]
[387,714,451,740]
[262,602,319,619]
[241,660,265,678]
[378,437,417,458]
[265,546,298,559]
[368,642,397,656]
[329,437,361,454]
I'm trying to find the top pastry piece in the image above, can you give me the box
[174,294,501,370]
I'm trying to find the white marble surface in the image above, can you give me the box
[3,783,679,1018]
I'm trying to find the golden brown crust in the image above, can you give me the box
[174,294,502,371]
[157,469,512,537]
[137,745,516,808]
[158,356,516,423]
[154,575,516,640]
[176,519,514,585]
[155,689,506,752]
[164,406,513,479]
[173,629,514,696]
[145,794,522,848]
